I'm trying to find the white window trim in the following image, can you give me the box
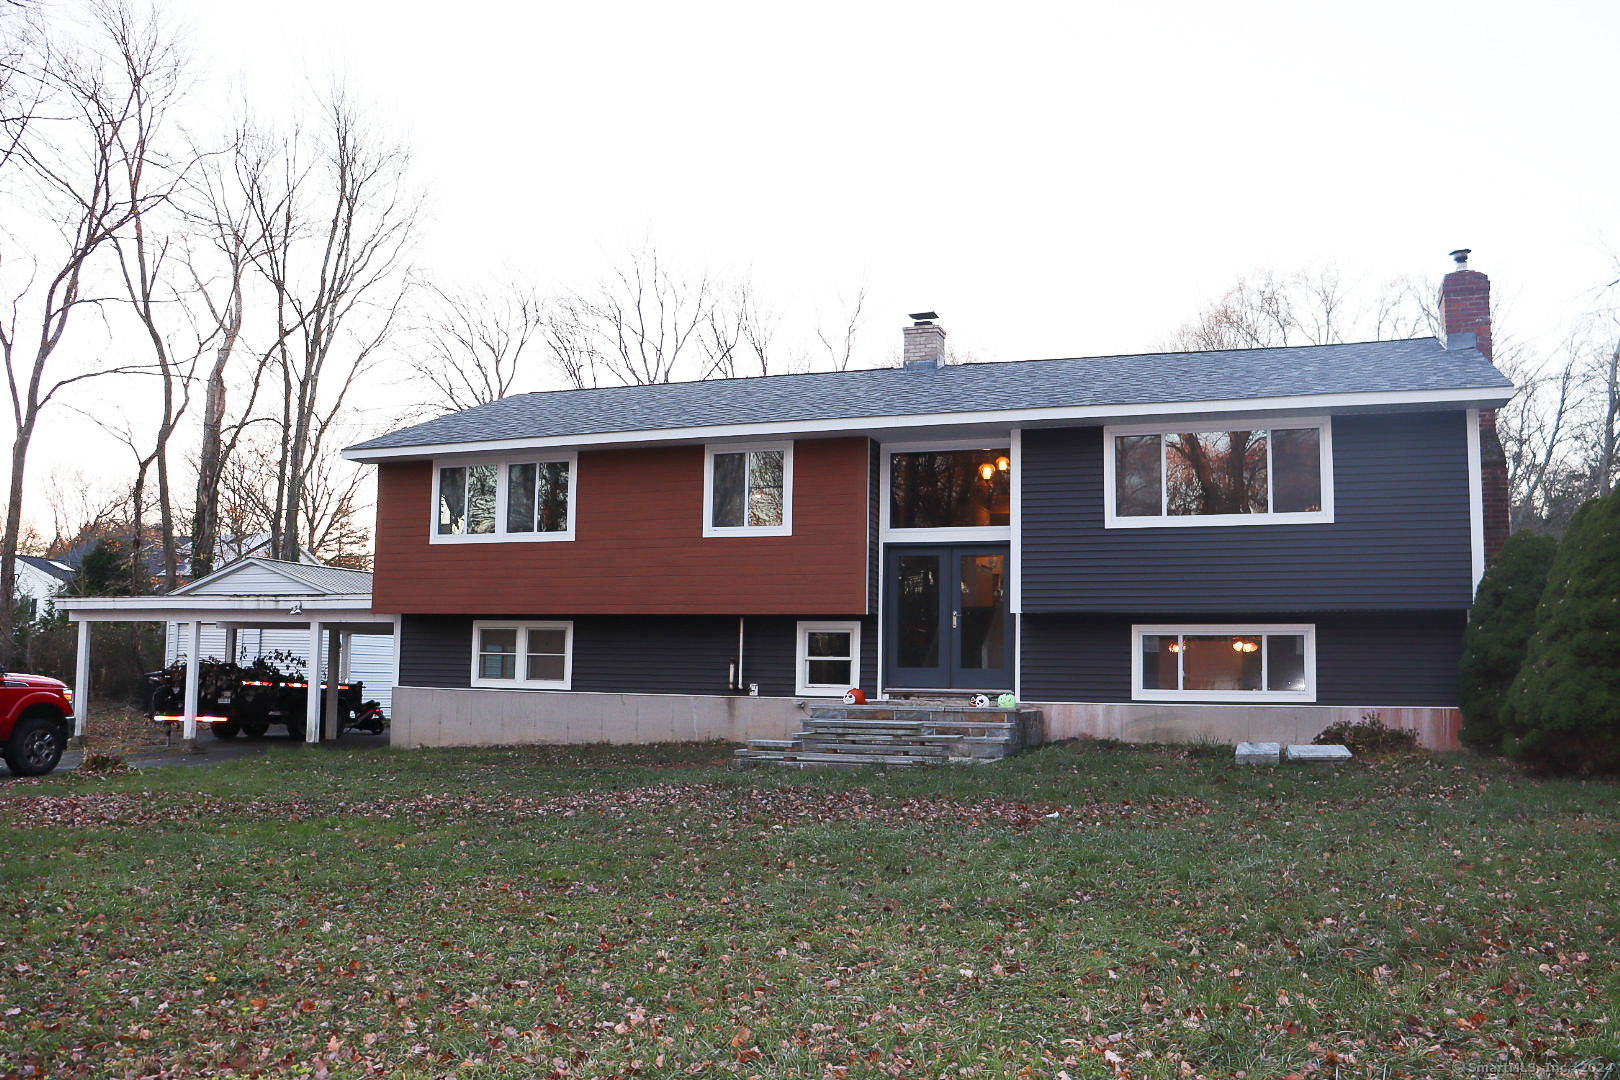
[702,441,794,537]
[1103,417,1334,529]
[430,452,579,544]
[795,620,862,696]
[470,620,574,690]
[880,438,1014,543]
[1130,623,1316,704]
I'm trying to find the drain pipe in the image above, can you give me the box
[737,616,745,691]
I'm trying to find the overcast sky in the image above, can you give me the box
[26,0,1620,525]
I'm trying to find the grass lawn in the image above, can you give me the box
[1,740,1616,1079]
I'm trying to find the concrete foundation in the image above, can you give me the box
[1033,702,1462,751]
[390,689,1464,753]
[391,687,806,748]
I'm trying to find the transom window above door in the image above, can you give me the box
[886,445,1012,538]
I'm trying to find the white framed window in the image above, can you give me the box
[796,621,861,695]
[470,621,574,689]
[1130,624,1315,703]
[881,438,1013,543]
[1103,418,1333,528]
[432,452,578,544]
[703,442,793,537]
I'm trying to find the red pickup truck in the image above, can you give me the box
[1,669,74,776]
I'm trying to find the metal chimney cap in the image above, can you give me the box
[1448,249,1471,268]
[908,311,939,325]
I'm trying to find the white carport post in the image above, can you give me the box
[224,625,238,666]
[323,628,342,740]
[181,619,202,745]
[72,618,91,740]
[304,619,323,744]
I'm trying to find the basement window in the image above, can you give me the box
[471,621,573,689]
[796,621,861,696]
[1131,624,1315,703]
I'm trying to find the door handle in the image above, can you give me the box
[952,610,959,629]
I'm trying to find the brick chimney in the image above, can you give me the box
[902,312,946,370]
[1439,248,1492,360]
[1439,249,1510,571]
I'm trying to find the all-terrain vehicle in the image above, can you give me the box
[1,668,74,776]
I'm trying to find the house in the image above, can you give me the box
[13,555,75,610]
[342,253,1513,750]
[57,531,320,588]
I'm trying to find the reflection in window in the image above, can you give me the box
[438,464,498,535]
[890,449,1011,528]
[896,555,940,669]
[806,630,853,687]
[507,461,571,533]
[711,448,785,530]
[477,627,518,680]
[1167,431,1267,516]
[1113,426,1322,519]
[525,626,569,682]
[1115,435,1162,517]
[958,554,1006,670]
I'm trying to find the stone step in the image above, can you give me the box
[797,733,964,745]
[797,741,949,757]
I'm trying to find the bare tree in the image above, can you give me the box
[1162,267,1433,351]
[243,83,419,561]
[406,275,545,412]
[546,243,716,388]
[182,115,279,578]
[816,282,868,372]
[0,0,186,661]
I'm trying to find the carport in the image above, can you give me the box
[55,558,398,747]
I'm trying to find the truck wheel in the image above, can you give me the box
[211,719,241,740]
[4,714,66,776]
[239,716,269,739]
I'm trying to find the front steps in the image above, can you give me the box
[734,704,1042,768]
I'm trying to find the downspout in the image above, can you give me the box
[737,616,745,691]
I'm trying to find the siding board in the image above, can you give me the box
[374,438,870,616]
[400,613,877,698]
[1021,413,1474,612]
[1022,611,1464,706]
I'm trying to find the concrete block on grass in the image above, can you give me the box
[1285,743,1352,763]
[1235,741,1281,764]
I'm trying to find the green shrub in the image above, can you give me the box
[1499,490,1620,773]
[1313,711,1418,755]
[1457,531,1558,753]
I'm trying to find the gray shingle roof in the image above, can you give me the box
[348,337,1512,454]
[173,557,372,597]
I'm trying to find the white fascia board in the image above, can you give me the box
[59,595,377,622]
[342,385,1517,463]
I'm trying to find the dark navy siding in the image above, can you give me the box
[1021,412,1474,612]
[1021,611,1464,706]
[400,613,876,697]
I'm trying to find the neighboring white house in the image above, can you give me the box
[14,556,75,609]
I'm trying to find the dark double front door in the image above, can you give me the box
[885,545,1014,691]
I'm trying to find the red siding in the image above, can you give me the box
[372,438,871,615]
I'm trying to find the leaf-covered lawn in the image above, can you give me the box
[1,740,1616,1079]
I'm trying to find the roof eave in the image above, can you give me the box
[342,384,1516,463]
